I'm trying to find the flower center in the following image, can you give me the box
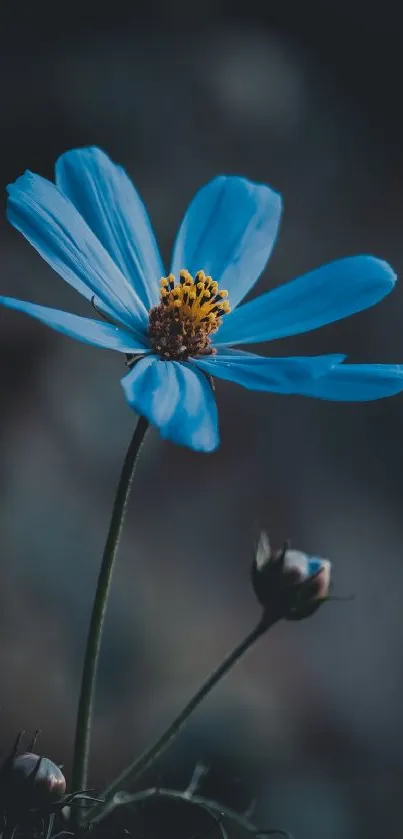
[148,270,231,361]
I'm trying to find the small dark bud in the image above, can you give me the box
[8,753,66,808]
[251,532,331,621]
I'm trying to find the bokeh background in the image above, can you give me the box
[0,2,403,837]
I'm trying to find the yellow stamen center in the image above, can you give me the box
[148,270,231,361]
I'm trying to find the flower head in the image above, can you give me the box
[252,532,331,620]
[148,270,231,360]
[1,146,402,451]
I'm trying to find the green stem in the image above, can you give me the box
[85,612,279,824]
[71,414,149,793]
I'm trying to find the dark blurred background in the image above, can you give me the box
[1,1,403,837]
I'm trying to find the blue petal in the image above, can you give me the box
[215,256,397,346]
[308,558,323,576]
[292,363,403,401]
[55,147,164,310]
[193,350,345,392]
[121,356,219,452]
[7,171,149,333]
[171,176,282,309]
[0,296,149,353]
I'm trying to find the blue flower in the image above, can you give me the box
[1,146,401,452]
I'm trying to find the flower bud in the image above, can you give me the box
[7,753,66,808]
[251,532,331,620]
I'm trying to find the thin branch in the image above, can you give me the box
[87,785,294,839]
[243,798,257,820]
[184,763,208,799]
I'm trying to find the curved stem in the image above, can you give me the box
[88,785,294,838]
[72,415,149,793]
[85,612,279,824]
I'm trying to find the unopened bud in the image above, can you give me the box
[251,532,331,621]
[7,753,66,808]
